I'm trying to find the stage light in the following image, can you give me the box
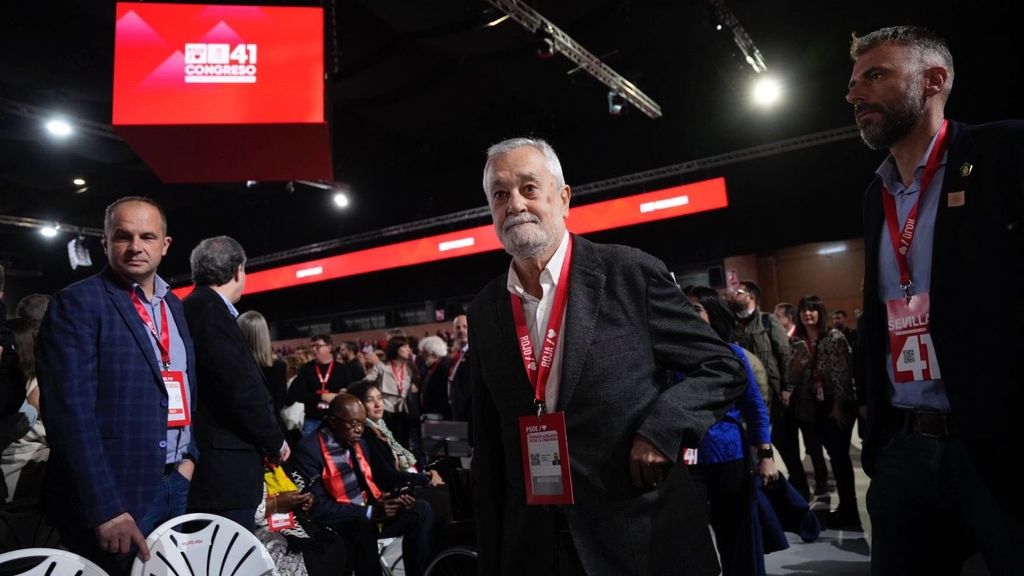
[607,91,626,115]
[40,225,59,238]
[535,27,555,59]
[73,178,86,186]
[752,77,781,106]
[46,119,72,137]
[332,192,350,208]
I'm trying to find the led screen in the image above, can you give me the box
[113,3,323,125]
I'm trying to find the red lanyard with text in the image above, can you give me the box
[510,238,573,415]
[390,363,407,397]
[315,362,335,394]
[130,292,171,368]
[881,119,949,299]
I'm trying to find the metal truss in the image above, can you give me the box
[486,0,662,118]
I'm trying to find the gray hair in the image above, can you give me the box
[482,137,566,196]
[105,196,168,236]
[190,235,246,286]
[16,294,50,322]
[238,310,274,368]
[418,335,448,358]
[850,26,954,87]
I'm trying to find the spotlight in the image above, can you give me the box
[73,178,86,186]
[752,76,781,106]
[46,119,72,137]
[245,180,259,189]
[607,90,626,116]
[332,192,350,208]
[535,28,555,59]
[40,225,59,238]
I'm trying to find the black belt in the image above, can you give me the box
[904,409,958,438]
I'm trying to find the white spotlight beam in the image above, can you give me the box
[487,0,662,119]
[706,0,767,74]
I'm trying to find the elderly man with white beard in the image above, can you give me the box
[467,137,746,576]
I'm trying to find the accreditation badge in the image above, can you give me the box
[886,292,942,383]
[163,370,191,427]
[518,411,574,505]
[267,511,297,531]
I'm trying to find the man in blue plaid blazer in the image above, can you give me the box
[38,197,198,574]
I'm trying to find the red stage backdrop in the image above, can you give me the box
[113,3,331,182]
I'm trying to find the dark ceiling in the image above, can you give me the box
[1,0,1020,323]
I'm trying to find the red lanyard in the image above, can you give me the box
[130,291,171,368]
[447,348,464,382]
[315,361,335,394]
[390,362,407,397]
[881,119,949,297]
[510,237,573,415]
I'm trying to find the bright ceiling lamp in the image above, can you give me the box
[46,119,72,137]
[752,77,781,106]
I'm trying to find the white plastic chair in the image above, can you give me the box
[0,548,110,576]
[130,513,275,576]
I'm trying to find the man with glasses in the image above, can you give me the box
[294,394,434,576]
[287,335,353,436]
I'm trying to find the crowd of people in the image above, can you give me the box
[1,24,1022,576]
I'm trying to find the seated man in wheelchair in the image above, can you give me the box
[294,394,435,576]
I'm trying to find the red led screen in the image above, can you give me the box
[113,3,324,125]
[172,177,728,298]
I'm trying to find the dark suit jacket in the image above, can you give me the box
[37,268,197,530]
[860,120,1024,514]
[470,235,746,576]
[184,285,284,511]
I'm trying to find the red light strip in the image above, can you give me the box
[173,177,726,298]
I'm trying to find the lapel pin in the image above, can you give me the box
[948,190,966,208]
[959,162,973,177]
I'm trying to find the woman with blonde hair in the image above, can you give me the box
[237,311,287,421]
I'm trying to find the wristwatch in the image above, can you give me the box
[757,447,774,460]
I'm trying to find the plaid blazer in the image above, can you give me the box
[38,267,197,529]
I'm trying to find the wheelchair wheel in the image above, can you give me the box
[424,545,477,576]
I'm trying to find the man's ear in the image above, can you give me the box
[922,66,948,98]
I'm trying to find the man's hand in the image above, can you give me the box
[177,459,195,481]
[755,455,779,486]
[320,392,338,404]
[629,436,670,490]
[780,389,793,407]
[375,494,414,519]
[275,491,314,513]
[95,513,149,561]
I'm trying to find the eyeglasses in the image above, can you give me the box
[313,343,331,349]
[334,418,365,431]
[734,289,750,297]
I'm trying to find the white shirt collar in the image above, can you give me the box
[505,231,571,301]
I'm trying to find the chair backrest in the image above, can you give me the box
[421,420,471,458]
[0,548,110,576]
[131,513,275,576]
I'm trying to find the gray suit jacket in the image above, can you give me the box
[470,235,746,576]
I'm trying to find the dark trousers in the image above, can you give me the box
[815,413,856,511]
[202,507,257,533]
[331,499,434,576]
[691,458,759,576]
[771,399,809,499]
[867,429,1024,575]
[60,467,190,576]
[799,418,830,494]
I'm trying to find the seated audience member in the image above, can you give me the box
[354,382,443,485]
[294,395,434,576]
[359,337,416,447]
[2,317,49,501]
